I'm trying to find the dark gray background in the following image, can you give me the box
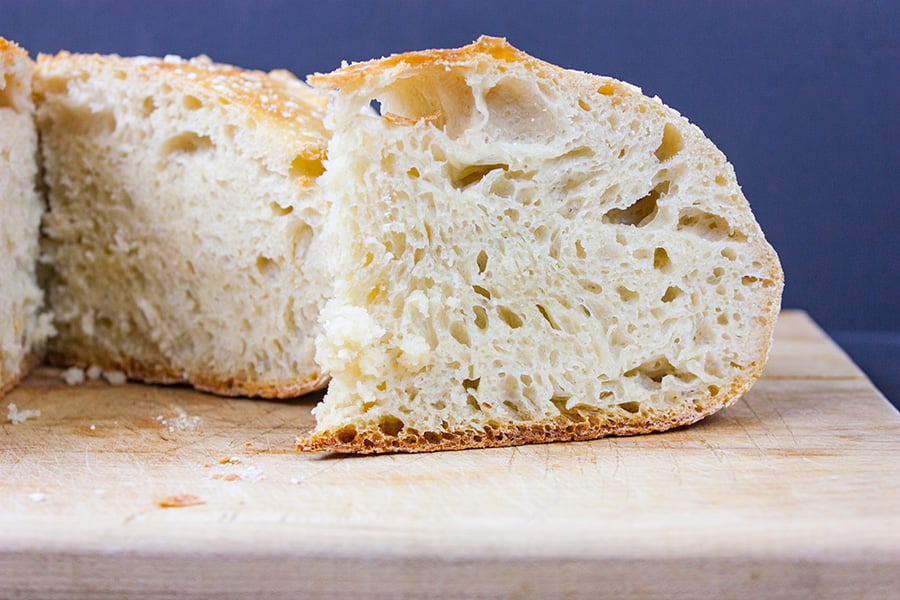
[2,0,897,404]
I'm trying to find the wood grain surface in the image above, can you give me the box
[1,310,898,599]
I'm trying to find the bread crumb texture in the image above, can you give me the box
[33,50,332,398]
[300,36,783,453]
[0,38,53,397]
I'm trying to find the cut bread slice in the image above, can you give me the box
[0,38,53,397]
[34,52,332,397]
[299,36,783,453]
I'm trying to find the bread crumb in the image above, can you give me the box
[156,494,205,508]
[289,477,300,485]
[62,367,86,385]
[86,365,103,380]
[7,403,41,424]
[219,456,241,465]
[155,407,201,433]
[211,473,242,481]
[102,370,127,385]
[28,492,47,503]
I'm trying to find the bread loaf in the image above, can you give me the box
[298,37,783,453]
[34,52,332,397]
[0,38,53,396]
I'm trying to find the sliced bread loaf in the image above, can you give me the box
[0,38,53,396]
[34,52,332,397]
[298,37,783,453]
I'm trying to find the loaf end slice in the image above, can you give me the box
[0,38,53,397]
[34,52,332,397]
[299,37,783,453]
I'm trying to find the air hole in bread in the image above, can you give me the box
[407,167,420,178]
[597,81,616,96]
[677,209,746,241]
[476,250,488,274]
[653,247,672,271]
[162,131,213,155]
[661,286,683,303]
[616,286,639,303]
[715,174,727,186]
[473,285,491,299]
[335,425,357,444]
[578,98,591,111]
[579,279,602,294]
[270,201,293,216]
[742,275,776,288]
[450,162,509,190]
[385,231,407,258]
[183,95,202,110]
[473,305,489,329]
[654,123,684,162]
[497,306,523,329]
[575,240,587,259]
[536,304,560,331]
[485,78,550,140]
[255,255,278,276]
[721,247,738,261]
[141,96,157,117]
[602,181,668,227]
[290,223,313,260]
[450,322,471,346]
[289,155,325,179]
[378,415,404,437]
[624,357,677,384]
[618,401,641,414]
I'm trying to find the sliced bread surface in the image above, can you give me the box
[0,38,53,396]
[299,36,783,453]
[34,52,332,397]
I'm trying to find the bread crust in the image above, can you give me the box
[296,345,770,454]
[45,352,329,399]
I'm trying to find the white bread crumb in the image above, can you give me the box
[7,402,41,424]
[62,366,85,385]
[102,370,127,385]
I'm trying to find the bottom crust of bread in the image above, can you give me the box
[296,376,753,454]
[46,352,330,399]
[0,350,43,398]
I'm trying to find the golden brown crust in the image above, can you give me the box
[0,37,28,66]
[46,351,329,399]
[309,36,554,93]
[296,372,757,454]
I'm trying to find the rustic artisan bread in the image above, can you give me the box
[298,36,783,453]
[34,51,332,397]
[0,38,53,397]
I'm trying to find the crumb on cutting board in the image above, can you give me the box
[156,494,205,508]
[61,365,127,386]
[62,367,85,386]
[7,403,41,424]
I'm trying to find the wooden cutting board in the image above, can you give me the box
[1,310,898,599]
